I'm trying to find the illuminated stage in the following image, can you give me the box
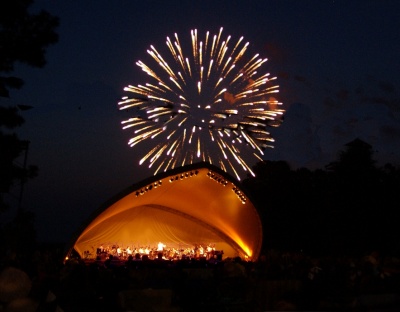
[64,162,263,262]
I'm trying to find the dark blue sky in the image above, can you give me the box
[4,0,400,243]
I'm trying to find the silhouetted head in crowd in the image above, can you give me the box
[0,266,39,312]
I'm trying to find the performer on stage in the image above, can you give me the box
[126,246,132,255]
[157,242,166,252]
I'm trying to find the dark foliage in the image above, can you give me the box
[0,0,58,266]
[243,138,400,257]
[0,0,58,211]
[0,0,59,96]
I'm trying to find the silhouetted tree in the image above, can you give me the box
[0,0,58,264]
[0,0,59,211]
[326,138,377,176]
[243,160,299,251]
[0,107,37,211]
[246,138,400,257]
[0,0,59,96]
[323,138,380,254]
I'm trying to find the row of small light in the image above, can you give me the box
[135,180,163,197]
[206,171,229,186]
[169,170,199,183]
[206,171,247,204]
[232,186,247,204]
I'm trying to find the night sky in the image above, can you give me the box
[4,0,400,243]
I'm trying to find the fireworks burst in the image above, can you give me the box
[118,27,284,180]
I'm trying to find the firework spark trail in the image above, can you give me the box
[119,27,284,180]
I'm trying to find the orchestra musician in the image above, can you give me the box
[126,246,132,255]
[157,242,166,252]
[94,242,222,262]
[199,245,204,258]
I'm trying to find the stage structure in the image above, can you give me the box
[64,162,263,262]
[64,28,286,262]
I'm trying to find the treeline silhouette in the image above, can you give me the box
[2,137,399,266]
[1,0,399,263]
[0,0,59,212]
[243,138,400,258]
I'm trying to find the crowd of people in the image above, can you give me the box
[1,245,400,311]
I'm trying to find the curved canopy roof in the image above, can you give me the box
[65,163,263,261]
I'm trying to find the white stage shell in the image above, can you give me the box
[65,163,263,261]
